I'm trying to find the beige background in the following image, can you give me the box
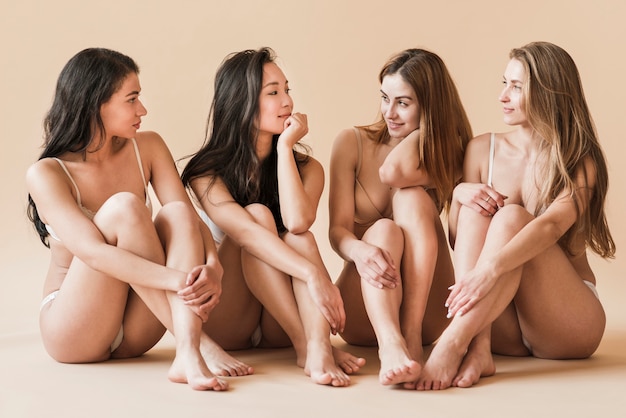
[1,1,625,416]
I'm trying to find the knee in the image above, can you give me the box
[245,203,278,232]
[155,201,198,232]
[363,218,403,241]
[94,192,151,230]
[393,187,438,222]
[490,204,533,235]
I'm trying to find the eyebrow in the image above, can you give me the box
[125,90,140,97]
[380,89,414,100]
[502,76,523,84]
[262,80,289,89]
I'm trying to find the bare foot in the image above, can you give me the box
[378,341,422,386]
[333,346,366,375]
[452,342,495,388]
[304,341,351,387]
[200,336,254,377]
[168,346,228,391]
[407,339,466,391]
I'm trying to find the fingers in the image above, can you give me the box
[358,249,399,289]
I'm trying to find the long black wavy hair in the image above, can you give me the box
[181,47,309,233]
[27,48,139,247]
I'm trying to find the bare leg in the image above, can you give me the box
[358,218,420,385]
[414,205,520,390]
[284,230,366,386]
[393,188,452,364]
[40,193,167,363]
[233,205,362,385]
[335,263,377,347]
[149,202,228,390]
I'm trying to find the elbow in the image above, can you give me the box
[284,213,316,235]
[378,163,403,188]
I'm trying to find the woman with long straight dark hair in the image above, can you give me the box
[182,47,365,387]
[27,48,252,391]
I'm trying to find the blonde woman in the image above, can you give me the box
[329,48,472,385]
[413,41,616,390]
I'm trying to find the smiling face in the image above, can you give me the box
[99,72,147,140]
[257,62,293,137]
[499,58,528,127]
[380,73,420,139]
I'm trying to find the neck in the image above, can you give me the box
[84,136,126,162]
[256,132,274,161]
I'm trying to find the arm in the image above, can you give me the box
[378,129,432,188]
[276,112,322,233]
[328,128,399,289]
[191,174,344,332]
[135,132,224,314]
[26,158,188,292]
[448,134,506,247]
[447,158,596,316]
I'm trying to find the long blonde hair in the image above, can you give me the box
[362,48,473,213]
[511,41,615,258]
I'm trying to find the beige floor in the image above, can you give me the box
[2,277,625,418]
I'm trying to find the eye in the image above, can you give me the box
[285,88,291,95]
[381,94,389,103]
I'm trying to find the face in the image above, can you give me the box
[499,58,528,126]
[380,73,420,139]
[99,72,147,140]
[257,62,293,136]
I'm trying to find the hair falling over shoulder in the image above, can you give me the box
[365,48,473,212]
[180,47,309,233]
[510,41,615,258]
[27,48,139,247]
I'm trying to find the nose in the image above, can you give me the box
[383,102,396,119]
[282,92,293,109]
[498,86,509,103]
[138,99,148,116]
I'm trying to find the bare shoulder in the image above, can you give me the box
[133,131,174,160]
[134,130,167,149]
[466,132,492,154]
[26,158,62,188]
[330,127,359,163]
[298,153,324,180]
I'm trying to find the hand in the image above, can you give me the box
[453,182,507,217]
[177,264,223,322]
[351,240,399,289]
[306,274,346,335]
[445,263,498,318]
[278,112,308,150]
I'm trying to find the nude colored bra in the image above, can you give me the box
[44,138,152,241]
[353,128,392,228]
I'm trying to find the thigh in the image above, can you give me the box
[513,245,605,359]
[257,308,292,348]
[202,236,263,349]
[40,256,133,363]
[112,288,166,359]
[421,219,454,344]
